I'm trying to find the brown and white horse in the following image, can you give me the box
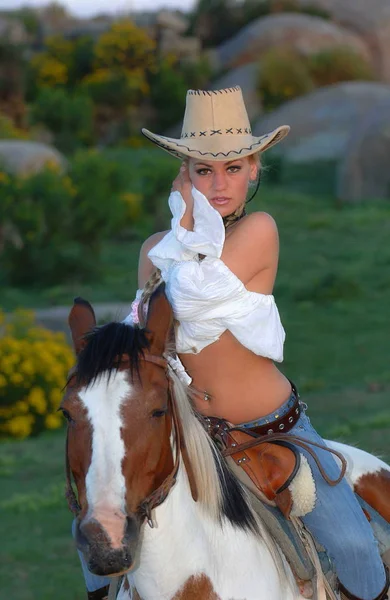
[62,288,390,600]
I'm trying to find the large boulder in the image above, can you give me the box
[214,13,371,71]
[255,82,390,161]
[337,100,390,202]
[296,0,390,82]
[0,141,66,175]
[254,82,390,195]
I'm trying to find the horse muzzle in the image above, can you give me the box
[76,513,140,576]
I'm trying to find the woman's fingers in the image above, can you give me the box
[172,162,192,193]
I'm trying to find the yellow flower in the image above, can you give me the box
[4,415,34,439]
[28,387,47,415]
[45,413,62,430]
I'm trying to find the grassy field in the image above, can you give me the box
[1,184,390,598]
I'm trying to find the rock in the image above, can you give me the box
[0,141,67,175]
[337,99,390,202]
[215,13,371,71]
[254,82,390,164]
[296,0,390,82]
[0,16,28,45]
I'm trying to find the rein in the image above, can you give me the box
[64,352,196,528]
[223,430,347,486]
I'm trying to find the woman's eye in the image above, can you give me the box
[228,166,241,173]
[196,169,211,176]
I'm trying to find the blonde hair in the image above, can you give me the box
[140,153,262,312]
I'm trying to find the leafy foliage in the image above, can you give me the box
[259,48,314,110]
[259,45,375,110]
[0,153,136,285]
[307,46,374,87]
[0,310,73,439]
[29,88,94,153]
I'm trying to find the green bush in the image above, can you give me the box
[149,58,188,130]
[0,113,29,140]
[259,48,314,110]
[82,68,146,110]
[0,152,137,285]
[29,88,94,153]
[0,309,73,440]
[308,46,374,87]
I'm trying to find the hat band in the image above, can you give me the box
[181,126,252,139]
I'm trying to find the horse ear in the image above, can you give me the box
[68,297,97,355]
[145,283,173,354]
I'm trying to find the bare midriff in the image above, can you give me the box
[179,328,292,425]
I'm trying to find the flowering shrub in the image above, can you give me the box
[307,46,374,87]
[0,310,74,439]
[259,48,314,111]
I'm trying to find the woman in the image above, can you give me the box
[81,87,388,600]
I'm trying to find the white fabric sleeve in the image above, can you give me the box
[122,289,144,325]
[147,186,225,278]
[166,257,286,362]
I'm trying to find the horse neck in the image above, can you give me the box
[130,465,299,600]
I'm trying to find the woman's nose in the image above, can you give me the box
[213,171,227,191]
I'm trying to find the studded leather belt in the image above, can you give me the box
[202,380,302,438]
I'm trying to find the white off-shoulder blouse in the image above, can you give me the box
[135,186,286,362]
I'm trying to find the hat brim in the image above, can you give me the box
[141,125,290,161]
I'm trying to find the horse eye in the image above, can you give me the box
[60,408,73,423]
[152,408,168,418]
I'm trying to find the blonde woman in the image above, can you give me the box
[81,87,388,600]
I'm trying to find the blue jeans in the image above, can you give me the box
[241,390,387,600]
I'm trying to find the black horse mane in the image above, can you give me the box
[75,321,150,387]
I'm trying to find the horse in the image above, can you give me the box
[62,287,390,600]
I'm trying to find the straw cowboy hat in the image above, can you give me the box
[142,86,290,161]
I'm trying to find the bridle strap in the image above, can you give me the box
[64,352,194,526]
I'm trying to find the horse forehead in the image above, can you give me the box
[78,371,133,418]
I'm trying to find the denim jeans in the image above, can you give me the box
[285,408,386,599]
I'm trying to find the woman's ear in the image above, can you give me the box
[249,157,258,183]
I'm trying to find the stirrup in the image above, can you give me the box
[339,564,390,600]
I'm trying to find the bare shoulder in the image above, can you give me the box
[222,212,279,283]
[140,230,170,255]
[241,211,278,237]
[227,211,279,251]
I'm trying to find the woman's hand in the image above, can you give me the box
[172,162,194,230]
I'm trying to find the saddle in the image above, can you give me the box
[201,409,390,600]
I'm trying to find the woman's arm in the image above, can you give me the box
[221,212,279,290]
[138,230,169,288]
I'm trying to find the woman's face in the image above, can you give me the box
[187,156,258,217]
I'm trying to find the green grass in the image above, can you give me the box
[0,432,84,600]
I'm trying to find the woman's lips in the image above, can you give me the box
[211,197,231,206]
